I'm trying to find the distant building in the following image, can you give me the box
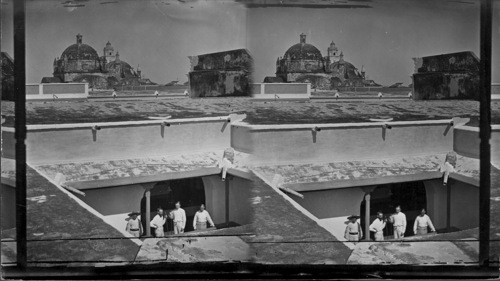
[188,49,253,97]
[1,52,14,101]
[42,34,155,89]
[412,51,479,100]
[269,33,379,90]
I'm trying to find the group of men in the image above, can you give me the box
[344,206,436,242]
[125,202,215,238]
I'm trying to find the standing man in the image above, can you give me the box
[125,211,143,238]
[193,204,215,231]
[369,211,387,241]
[170,201,186,234]
[344,215,363,242]
[390,205,407,239]
[413,208,436,235]
[150,207,166,238]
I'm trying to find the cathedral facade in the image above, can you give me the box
[267,33,379,90]
[43,34,154,89]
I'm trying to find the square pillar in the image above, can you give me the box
[142,182,156,237]
[145,190,151,236]
[361,186,376,241]
[364,193,371,241]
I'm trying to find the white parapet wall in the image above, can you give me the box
[251,83,311,100]
[1,116,234,165]
[492,83,500,100]
[236,119,459,166]
[454,124,500,168]
[26,83,89,100]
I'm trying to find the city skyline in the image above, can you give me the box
[1,0,499,85]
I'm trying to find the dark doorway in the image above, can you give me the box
[141,177,205,235]
[360,181,427,240]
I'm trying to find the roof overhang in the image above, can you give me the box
[30,150,251,190]
[251,154,479,192]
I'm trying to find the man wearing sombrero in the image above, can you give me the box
[344,215,363,242]
[125,211,143,238]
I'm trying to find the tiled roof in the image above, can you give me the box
[251,154,479,191]
[33,151,251,189]
[1,166,139,265]
[3,98,492,126]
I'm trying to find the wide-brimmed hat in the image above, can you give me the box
[347,215,360,220]
[128,211,140,216]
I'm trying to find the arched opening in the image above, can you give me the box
[141,177,205,235]
[360,181,427,240]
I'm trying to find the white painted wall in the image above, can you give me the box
[454,126,480,159]
[25,83,88,100]
[245,121,455,165]
[202,175,252,226]
[424,179,448,230]
[2,117,232,165]
[294,187,366,219]
[231,124,253,154]
[454,125,500,166]
[202,175,226,225]
[450,180,479,230]
[424,179,478,231]
[77,184,146,216]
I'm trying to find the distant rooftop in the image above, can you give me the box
[2,98,499,126]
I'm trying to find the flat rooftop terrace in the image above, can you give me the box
[2,98,500,126]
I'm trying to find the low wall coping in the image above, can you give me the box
[251,83,310,85]
[455,124,500,132]
[1,115,232,132]
[238,119,455,132]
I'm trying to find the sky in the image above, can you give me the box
[1,0,499,85]
[1,0,247,84]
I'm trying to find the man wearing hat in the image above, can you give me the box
[344,215,363,242]
[125,211,143,238]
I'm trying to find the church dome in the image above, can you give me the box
[61,34,99,61]
[106,53,136,77]
[330,58,361,79]
[284,33,323,61]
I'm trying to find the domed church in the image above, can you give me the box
[267,33,379,89]
[43,34,154,89]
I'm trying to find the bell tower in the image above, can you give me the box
[137,64,142,78]
[327,41,340,63]
[103,41,115,62]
